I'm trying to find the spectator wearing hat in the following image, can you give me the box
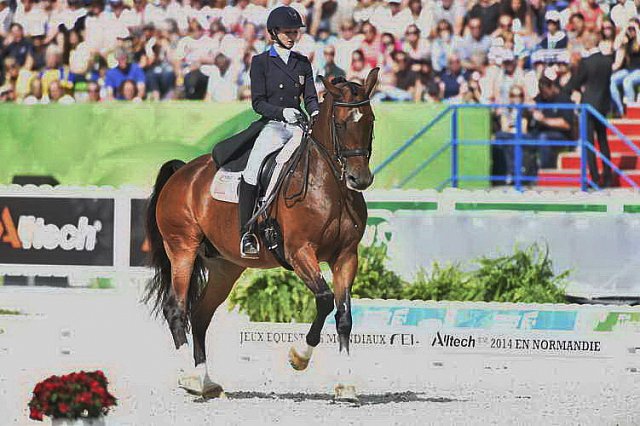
[466,0,501,36]
[567,30,613,186]
[529,70,575,170]
[105,47,145,100]
[495,48,525,103]
[539,10,568,49]
[611,19,640,115]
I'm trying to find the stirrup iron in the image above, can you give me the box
[240,232,260,259]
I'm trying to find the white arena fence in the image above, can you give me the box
[2,185,640,297]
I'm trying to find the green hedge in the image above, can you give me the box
[228,242,569,323]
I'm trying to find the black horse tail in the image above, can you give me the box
[143,159,205,324]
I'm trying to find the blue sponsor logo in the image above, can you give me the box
[327,305,446,327]
[454,309,577,331]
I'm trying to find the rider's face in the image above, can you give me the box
[277,27,300,48]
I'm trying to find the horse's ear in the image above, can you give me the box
[364,67,380,98]
[319,75,342,98]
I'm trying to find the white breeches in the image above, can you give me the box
[242,120,303,185]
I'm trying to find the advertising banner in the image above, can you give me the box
[232,300,638,361]
[0,197,114,266]
[0,103,490,190]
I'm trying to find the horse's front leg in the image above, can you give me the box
[288,245,335,371]
[330,248,358,402]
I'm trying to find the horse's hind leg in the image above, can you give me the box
[163,240,199,349]
[288,246,335,371]
[184,257,244,398]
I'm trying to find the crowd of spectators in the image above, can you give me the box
[1,0,638,107]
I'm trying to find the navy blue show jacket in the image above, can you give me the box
[250,45,320,122]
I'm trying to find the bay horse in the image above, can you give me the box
[144,68,379,401]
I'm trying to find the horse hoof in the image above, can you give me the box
[178,375,224,399]
[202,383,225,400]
[288,346,310,371]
[334,384,358,404]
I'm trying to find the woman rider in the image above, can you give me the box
[239,5,319,258]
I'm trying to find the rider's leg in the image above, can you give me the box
[238,178,260,258]
[239,121,292,257]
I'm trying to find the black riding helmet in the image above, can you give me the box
[267,6,304,49]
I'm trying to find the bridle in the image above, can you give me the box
[332,98,373,160]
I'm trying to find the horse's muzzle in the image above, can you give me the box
[346,172,374,191]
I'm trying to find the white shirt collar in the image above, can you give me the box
[582,47,600,57]
[274,43,291,64]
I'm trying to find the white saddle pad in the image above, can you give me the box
[210,136,303,203]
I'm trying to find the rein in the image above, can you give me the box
[245,95,373,228]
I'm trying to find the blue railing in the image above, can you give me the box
[373,103,640,191]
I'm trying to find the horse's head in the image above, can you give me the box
[318,68,379,191]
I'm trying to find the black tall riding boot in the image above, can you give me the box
[238,178,259,258]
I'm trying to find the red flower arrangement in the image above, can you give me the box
[28,370,117,421]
